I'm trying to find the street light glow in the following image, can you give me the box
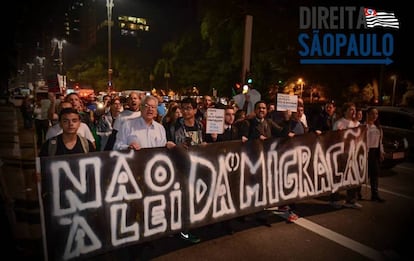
[52,38,67,75]
[106,0,114,92]
[297,78,304,98]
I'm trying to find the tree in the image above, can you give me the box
[66,0,299,97]
[153,43,176,90]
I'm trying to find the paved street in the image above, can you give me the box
[1,102,414,261]
[0,102,41,259]
[111,162,414,261]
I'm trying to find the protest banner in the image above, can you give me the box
[37,126,367,260]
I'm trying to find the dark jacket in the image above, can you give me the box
[239,117,287,139]
[205,125,241,142]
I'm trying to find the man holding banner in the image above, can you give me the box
[165,97,204,244]
[332,102,363,209]
[114,95,166,151]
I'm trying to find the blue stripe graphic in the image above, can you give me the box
[300,58,393,65]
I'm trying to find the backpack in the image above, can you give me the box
[48,134,89,156]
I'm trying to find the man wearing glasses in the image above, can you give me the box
[165,97,205,244]
[114,95,166,151]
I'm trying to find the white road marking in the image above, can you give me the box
[270,164,414,260]
[394,164,414,172]
[294,218,385,261]
[378,187,414,200]
[363,184,414,201]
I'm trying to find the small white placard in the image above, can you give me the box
[206,108,225,134]
[276,94,298,112]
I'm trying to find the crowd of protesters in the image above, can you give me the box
[25,88,386,244]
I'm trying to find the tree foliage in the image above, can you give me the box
[67,0,298,97]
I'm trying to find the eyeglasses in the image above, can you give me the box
[143,104,157,110]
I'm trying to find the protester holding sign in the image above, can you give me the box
[205,105,240,234]
[205,105,240,143]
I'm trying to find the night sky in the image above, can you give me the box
[1,0,195,83]
[2,0,413,89]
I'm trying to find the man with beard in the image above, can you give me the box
[239,100,295,224]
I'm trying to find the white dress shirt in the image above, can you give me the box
[112,110,141,131]
[114,116,166,150]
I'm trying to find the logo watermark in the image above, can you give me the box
[298,6,399,65]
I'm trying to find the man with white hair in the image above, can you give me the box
[114,95,165,150]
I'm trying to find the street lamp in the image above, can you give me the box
[106,0,114,93]
[391,75,397,106]
[36,56,46,80]
[297,78,304,98]
[52,38,66,74]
